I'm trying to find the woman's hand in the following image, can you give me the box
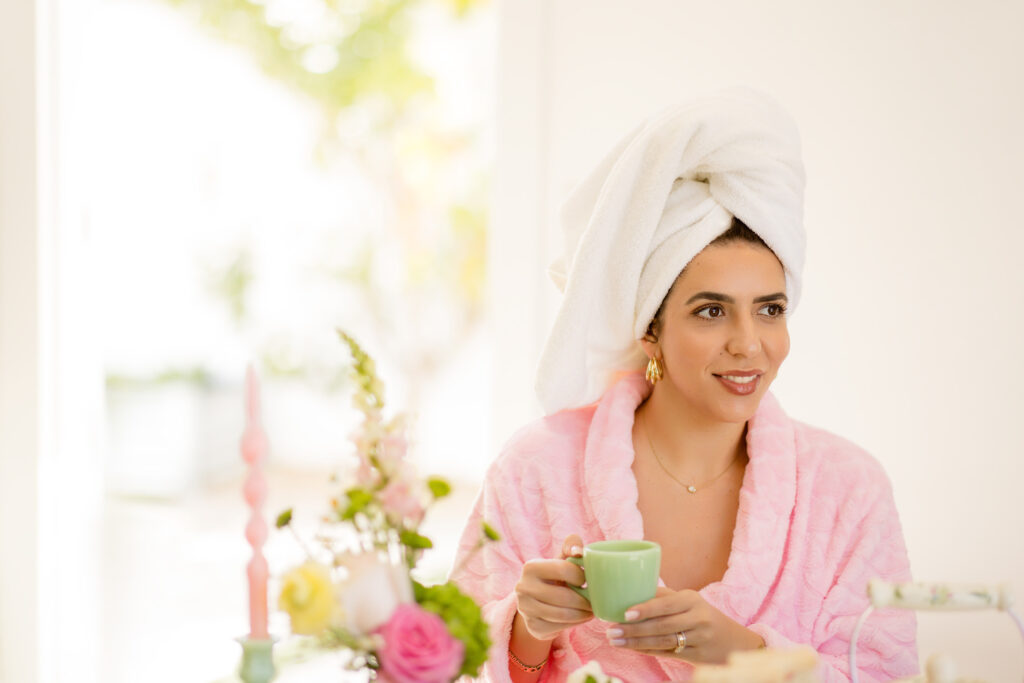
[605,587,764,663]
[514,534,594,641]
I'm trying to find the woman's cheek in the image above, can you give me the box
[769,326,791,367]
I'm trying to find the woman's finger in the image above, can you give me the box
[523,558,586,587]
[625,588,700,621]
[607,630,682,653]
[613,612,698,640]
[527,580,593,612]
[518,595,593,624]
[561,534,584,558]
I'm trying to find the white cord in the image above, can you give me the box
[848,605,873,683]
[1008,608,1024,683]
[1010,607,1024,642]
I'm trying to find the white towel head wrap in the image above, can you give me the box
[536,87,806,415]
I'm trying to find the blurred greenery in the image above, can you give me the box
[106,366,214,389]
[152,0,491,399]
[161,0,437,120]
[449,202,487,307]
[202,246,254,325]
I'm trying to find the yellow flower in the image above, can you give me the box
[278,562,337,636]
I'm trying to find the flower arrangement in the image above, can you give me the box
[274,331,498,681]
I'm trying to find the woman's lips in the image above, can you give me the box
[714,373,761,396]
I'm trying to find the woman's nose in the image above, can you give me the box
[725,315,761,357]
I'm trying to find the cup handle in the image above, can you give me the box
[566,556,588,601]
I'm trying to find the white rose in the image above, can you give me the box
[567,661,623,683]
[336,552,414,635]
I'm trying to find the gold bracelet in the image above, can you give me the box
[508,647,548,673]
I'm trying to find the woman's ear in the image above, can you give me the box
[640,328,659,359]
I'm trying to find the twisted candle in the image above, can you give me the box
[241,365,269,640]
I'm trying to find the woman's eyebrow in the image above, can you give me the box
[685,291,788,305]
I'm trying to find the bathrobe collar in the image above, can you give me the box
[582,371,798,625]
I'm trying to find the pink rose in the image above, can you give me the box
[376,604,464,683]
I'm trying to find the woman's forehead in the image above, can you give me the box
[672,243,786,297]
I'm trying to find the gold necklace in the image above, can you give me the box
[642,412,740,494]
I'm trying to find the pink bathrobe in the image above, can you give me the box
[451,373,918,682]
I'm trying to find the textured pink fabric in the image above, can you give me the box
[451,372,917,682]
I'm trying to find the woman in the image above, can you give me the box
[451,89,917,682]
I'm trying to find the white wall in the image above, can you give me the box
[493,1,1024,678]
[0,0,45,680]
[1,0,100,680]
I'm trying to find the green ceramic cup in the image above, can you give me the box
[567,540,661,622]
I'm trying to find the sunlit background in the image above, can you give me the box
[86,0,494,679]
[13,0,496,680]
[81,1,494,679]
[3,1,1024,682]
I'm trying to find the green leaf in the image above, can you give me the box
[340,487,373,521]
[427,477,451,499]
[275,508,293,529]
[481,520,500,542]
[399,530,433,550]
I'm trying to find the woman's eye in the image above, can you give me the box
[759,303,786,317]
[695,305,725,319]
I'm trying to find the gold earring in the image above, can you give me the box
[645,357,664,385]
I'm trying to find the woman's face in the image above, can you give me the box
[642,240,790,424]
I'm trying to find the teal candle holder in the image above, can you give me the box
[237,636,276,683]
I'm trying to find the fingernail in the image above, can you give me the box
[623,610,639,621]
[606,628,623,638]
[570,545,583,556]
[609,638,626,647]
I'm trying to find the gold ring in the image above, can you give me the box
[673,630,687,653]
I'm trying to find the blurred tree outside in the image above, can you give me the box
[77,2,495,678]
[158,0,489,399]
[96,0,494,499]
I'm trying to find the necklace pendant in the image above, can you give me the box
[686,485,697,494]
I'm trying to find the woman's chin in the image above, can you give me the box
[667,380,767,423]
[709,393,765,423]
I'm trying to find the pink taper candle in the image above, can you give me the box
[241,365,270,640]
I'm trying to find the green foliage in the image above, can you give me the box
[481,520,500,542]
[105,366,212,389]
[159,0,434,119]
[202,248,253,326]
[448,203,487,309]
[445,0,483,17]
[275,508,293,529]
[413,580,491,678]
[426,477,451,499]
[163,0,493,390]
[337,330,385,413]
[340,487,373,521]
[399,529,433,550]
[321,627,381,661]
